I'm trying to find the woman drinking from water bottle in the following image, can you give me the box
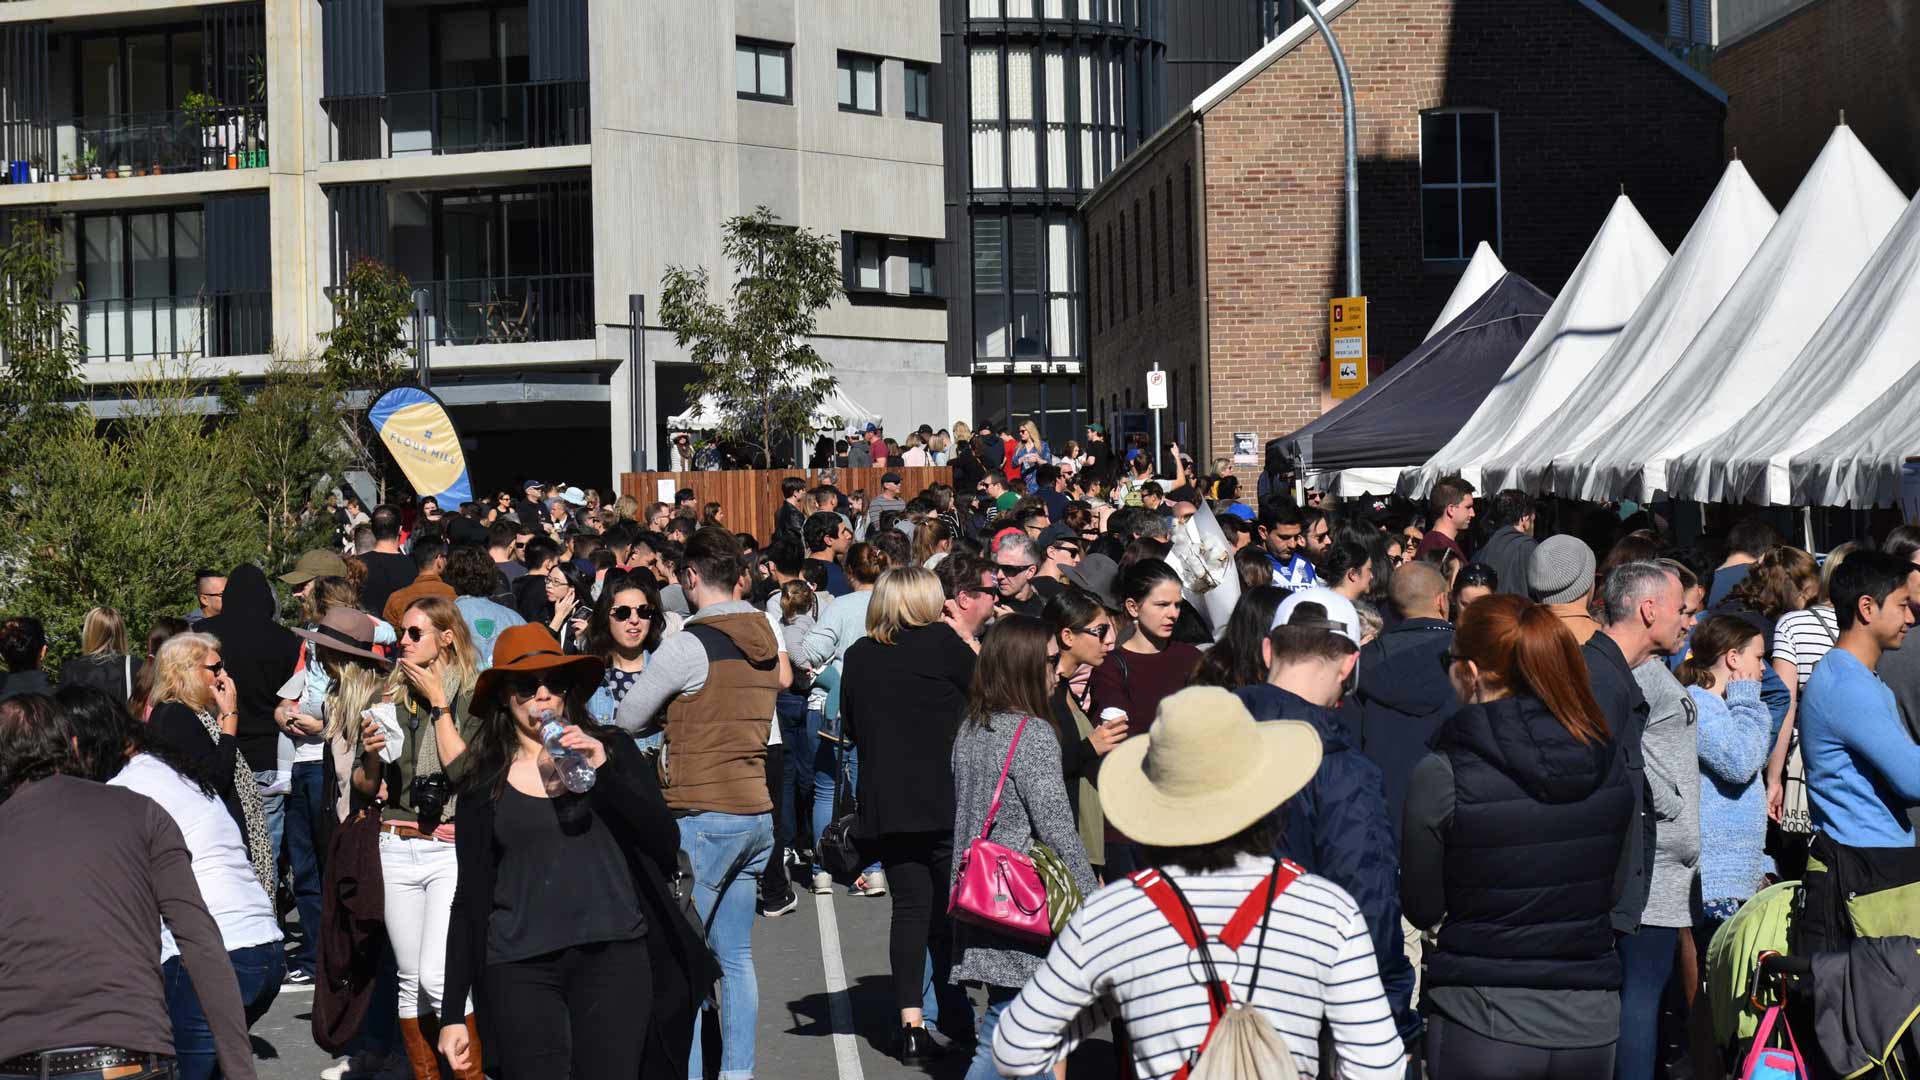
[439,624,719,1079]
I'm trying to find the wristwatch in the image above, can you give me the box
[428,705,449,719]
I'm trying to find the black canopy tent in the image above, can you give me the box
[1266,272,1553,477]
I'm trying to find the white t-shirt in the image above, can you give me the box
[1774,604,1840,691]
[109,754,282,959]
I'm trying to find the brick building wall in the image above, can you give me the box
[1712,0,1920,210]
[1086,0,1724,476]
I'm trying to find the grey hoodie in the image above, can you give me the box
[1634,658,1700,929]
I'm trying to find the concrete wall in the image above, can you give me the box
[591,0,949,477]
[1087,0,1725,478]
[1713,0,1919,206]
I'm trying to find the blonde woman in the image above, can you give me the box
[146,631,276,896]
[357,594,483,1080]
[840,566,980,1060]
[59,605,142,704]
[1015,420,1051,492]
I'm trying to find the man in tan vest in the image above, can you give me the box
[615,526,786,1080]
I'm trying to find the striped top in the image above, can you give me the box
[991,854,1406,1080]
[1773,604,1839,691]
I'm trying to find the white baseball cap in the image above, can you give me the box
[1272,586,1361,645]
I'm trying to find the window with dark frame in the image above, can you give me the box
[735,39,792,104]
[1089,231,1100,334]
[1184,163,1194,286]
[1421,110,1500,261]
[1148,187,1159,305]
[837,52,881,114]
[1118,209,1128,321]
[904,61,933,121]
[843,232,938,296]
[1105,220,1115,328]
[1121,196,1136,311]
[1165,175,1175,295]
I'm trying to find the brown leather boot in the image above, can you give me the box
[398,1014,444,1080]
[453,1015,484,1080]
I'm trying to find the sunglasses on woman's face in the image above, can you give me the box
[611,605,654,622]
[401,625,430,643]
[508,672,570,699]
[203,661,225,676]
[1074,622,1112,640]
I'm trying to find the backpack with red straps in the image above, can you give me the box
[1128,861,1305,1080]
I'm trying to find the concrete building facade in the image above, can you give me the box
[0,0,949,488]
[1082,0,1727,478]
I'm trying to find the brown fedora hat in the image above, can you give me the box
[472,624,604,715]
[292,607,392,667]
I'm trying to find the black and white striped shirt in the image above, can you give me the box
[992,855,1406,1079]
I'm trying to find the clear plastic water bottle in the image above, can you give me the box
[539,711,596,793]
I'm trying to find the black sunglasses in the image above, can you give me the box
[611,605,655,622]
[507,672,571,699]
[1050,542,1083,558]
[1073,622,1112,640]
[994,562,1036,577]
[401,626,429,643]
[204,661,225,676]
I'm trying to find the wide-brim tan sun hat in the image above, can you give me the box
[1099,685,1323,848]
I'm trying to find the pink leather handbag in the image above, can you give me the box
[949,715,1053,942]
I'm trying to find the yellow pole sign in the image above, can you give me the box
[1330,296,1368,399]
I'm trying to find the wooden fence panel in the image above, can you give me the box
[620,467,953,544]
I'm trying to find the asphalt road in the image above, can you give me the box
[251,882,1116,1080]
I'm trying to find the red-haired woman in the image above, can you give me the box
[1400,593,1635,1078]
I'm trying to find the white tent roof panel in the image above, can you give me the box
[1567,126,1906,502]
[1681,189,1920,505]
[1403,195,1670,496]
[1424,242,1507,343]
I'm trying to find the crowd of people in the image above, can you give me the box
[3,430,1920,1080]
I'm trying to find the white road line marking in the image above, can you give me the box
[814,889,866,1080]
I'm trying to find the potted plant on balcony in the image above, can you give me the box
[182,90,227,170]
[64,154,83,181]
[82,146,100,180]
[30,154,44,183]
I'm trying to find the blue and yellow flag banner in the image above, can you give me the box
[368,386,472,506]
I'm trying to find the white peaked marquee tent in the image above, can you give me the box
[1528,160,1778,495]
[1567,125,1907,502]
[1678,189,1920,504]
[1424,242,1506,342]
[1782,191,1920,508]
[668,384,883,433]
[1401,195,1670,496]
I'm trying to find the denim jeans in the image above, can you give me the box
[284,762,327,975]
[164,941,284,1079]
[775,693,816,849]
[965,987,1047,1080]
[252,768,285,870]
[678,810,774,1080]
[1614,925,1678,1080]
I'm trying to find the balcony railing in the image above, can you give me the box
[326,273,593,348]
[5,106,268,185]
[327,80,589,162]
[69,290,272,363]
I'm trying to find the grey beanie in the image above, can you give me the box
[1529,535,1597,605]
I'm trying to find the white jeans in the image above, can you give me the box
[379,831,459,1019]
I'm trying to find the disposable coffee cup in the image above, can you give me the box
[365,703,404,764]
[1098,707,1128,727]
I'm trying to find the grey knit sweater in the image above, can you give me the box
[949,711,1099,990]
[1634,658,1701,929]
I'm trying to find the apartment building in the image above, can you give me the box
[938,0,1271,448]
[0,0,947,487]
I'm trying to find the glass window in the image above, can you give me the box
[736,39,792,103]
[1421,111,1500,260]
[904,62,933,121]
[837,53,881,114]
[906,240,935,296]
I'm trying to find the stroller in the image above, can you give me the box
[1711,836,1920,1080]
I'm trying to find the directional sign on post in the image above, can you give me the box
[1146,368,1169,410]
[1330,296,1369,399]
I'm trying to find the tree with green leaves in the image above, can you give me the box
[0,217,84,506]
[218,355,353,576]
[321,257,416,499]
[6,369,263,665]
[659,207,844,468]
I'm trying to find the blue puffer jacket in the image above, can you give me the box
[1236,683,1420,1044]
